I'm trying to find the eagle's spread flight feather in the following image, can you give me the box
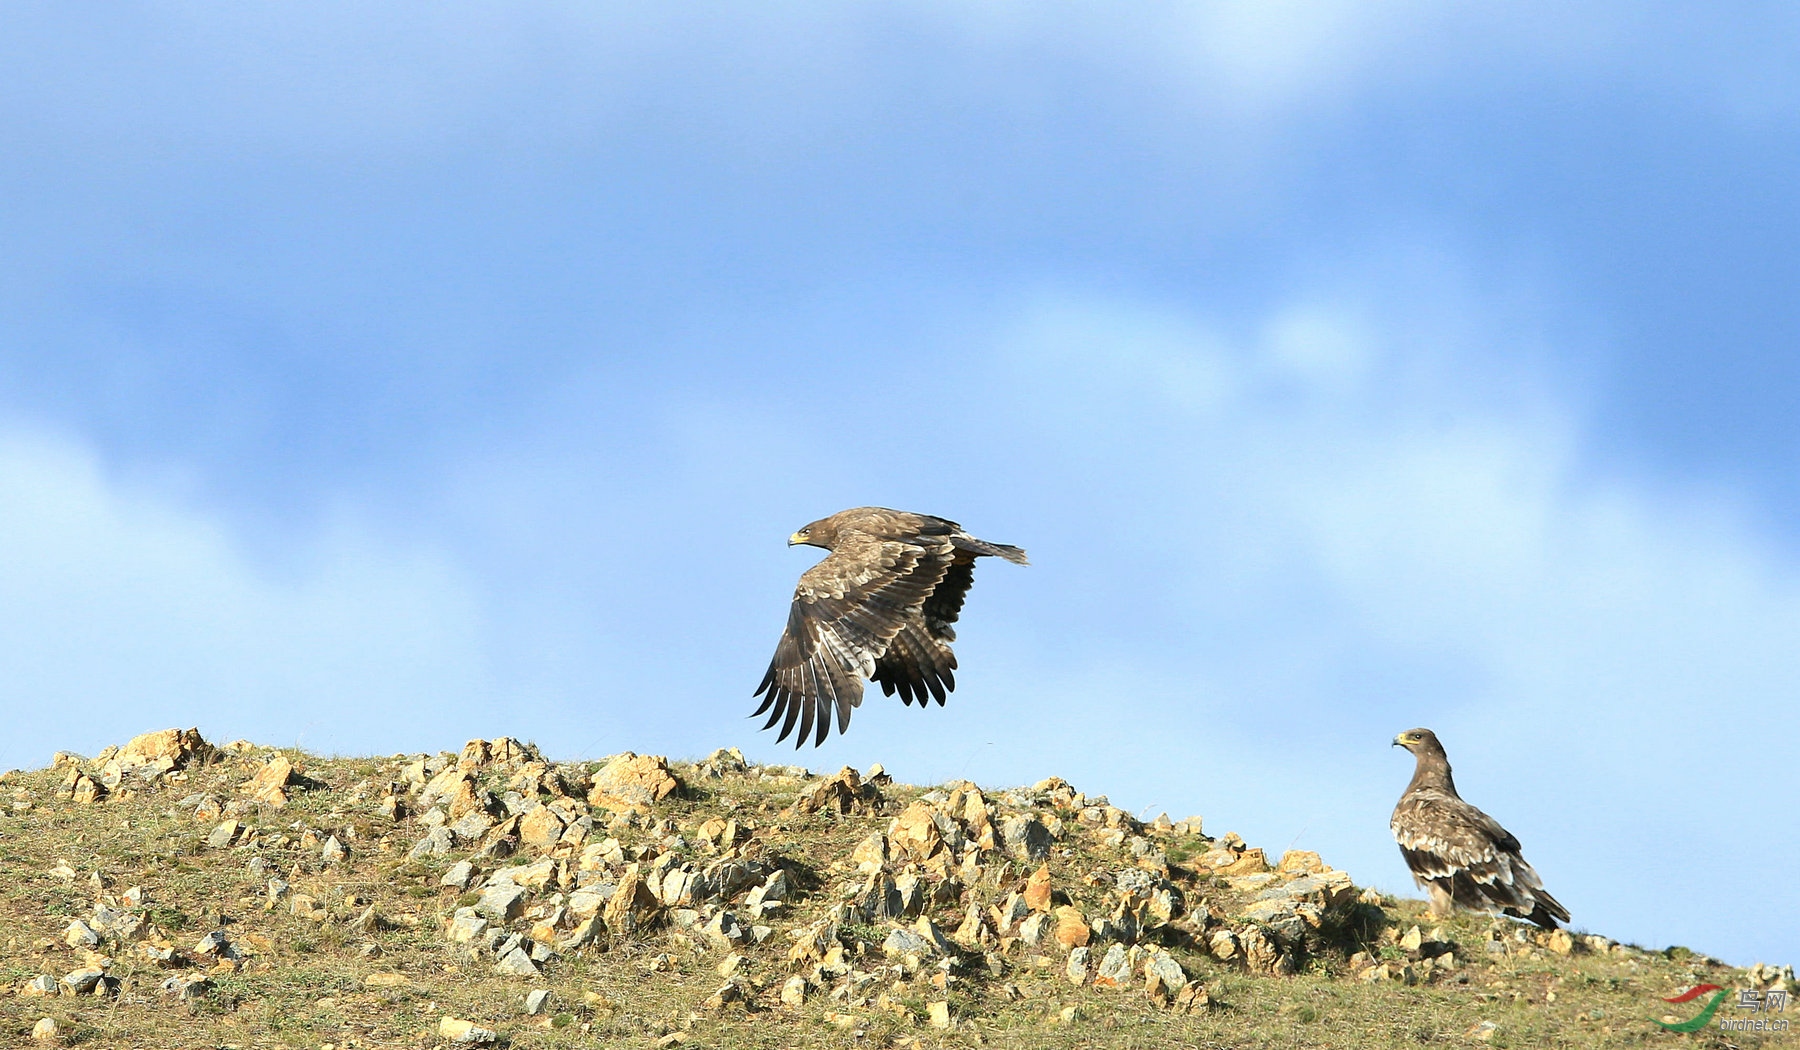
[1390,728,1568,929]
[753,507,1026,747]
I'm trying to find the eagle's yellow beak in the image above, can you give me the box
[788,531,807,546]
[1392,733,1408,748]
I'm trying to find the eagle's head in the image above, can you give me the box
[1392,727,1447,759]
[789,516,838,550]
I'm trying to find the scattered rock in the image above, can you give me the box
[495,946,540,977]
[780,975,810,1006]
[409,826,455,859]
[588,753,680,813]
[474,884,527,923]
[446,909,489,944]
[883,925,931,958]
[1066,945,1091,986]
[790,766,881,815]
[888,803,944,860]
[1053,906,1091,949]
[21,975,59,997]
[1094,943,1133,986]
[438,1015,499,1044]
[1278,849,1324,874]
[159,974,210,999]
[241,754,298,807]
[1000,815,1051,860]
[31,1017,58,1042]
[1024,864,1053,912]
[205,820,242,849]
[850,832,888,872]
[698,747,747,778]
[61,968,106,995]
[703,980,744,1010]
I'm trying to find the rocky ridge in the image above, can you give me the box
[2,728,1793,1048]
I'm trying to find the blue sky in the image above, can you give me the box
[2,4,1796,966]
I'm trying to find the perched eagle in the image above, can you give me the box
[1390,728,1568,928]
[753,507,1027,747]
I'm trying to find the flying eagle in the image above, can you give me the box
[1390,728,1568,928]
[753,507,1027,747]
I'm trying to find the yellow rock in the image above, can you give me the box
[887,803,943,860]
[519,806,565,848]
[240,756,295,808]
[588,753,680,813]
[1217,848,1269,876]
[1278,850,1324,874]
[1053,906,1090,948]
[1024,864,1053,913]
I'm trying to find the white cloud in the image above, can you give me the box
[0,426,487,770]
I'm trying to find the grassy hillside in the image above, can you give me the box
[0,729,1789,1049]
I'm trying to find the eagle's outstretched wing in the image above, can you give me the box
[752,531,955,747]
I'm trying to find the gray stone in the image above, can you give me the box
[159,974,210,1000]
[63,919,100,948]
[1115,868,1155,894]
[1000,815,1051,860]
[913,916,954,955]
[320,835,348,867]
[22,975,58,996]
[524,989,550,1015]
[61,968,106,994]
[1145,949,1187,992]
[1066,945,1091,986]
[495,946,540,976]
[408,826,455,859]
[759,868,794,902]
[474,883,526,923]
[440,860,475,890]
[702,910,745,948]
[882,926,931,957]
[566,888,608,918]
[1096,943,1131,984]
[451,812,494,842]
[205,821,241,849]
[1018,912,1052,946]
[446,908,490,943]
[893,872,925,917]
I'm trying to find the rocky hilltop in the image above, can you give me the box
[0,728,1792,1048]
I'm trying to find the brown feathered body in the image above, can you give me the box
[1390,728,1568,929]
[753,507,1027,747]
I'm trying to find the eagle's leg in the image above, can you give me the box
[1424,882,1456,920]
